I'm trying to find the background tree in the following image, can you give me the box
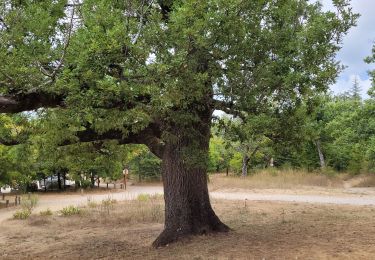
[128,145,162,182]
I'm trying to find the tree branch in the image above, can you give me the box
[0,92,65,113]
[0,138,20,146]
[61,123,164,157]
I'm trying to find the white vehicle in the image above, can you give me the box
[0,185,12,193]
[38,176,75,190]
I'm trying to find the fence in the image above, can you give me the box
[0,193,22,209]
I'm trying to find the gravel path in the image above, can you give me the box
[1,185,375,222]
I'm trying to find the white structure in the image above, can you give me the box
[0,185,12,193]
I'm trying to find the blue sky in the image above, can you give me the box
[321,0,375,97]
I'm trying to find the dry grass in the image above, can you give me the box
[82,194,164,225]
[209,169,348,190]
[353,175,375,187]
[1,198,375,259]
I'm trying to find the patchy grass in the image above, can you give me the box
[39,208,53,216]
[12,194,39,220]
[60,205,82,216]
[13,209,31,220]
[2,199,375,259]
[85,195,164,224]
[209,169,348,190]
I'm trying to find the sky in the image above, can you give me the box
[320,0,375,97]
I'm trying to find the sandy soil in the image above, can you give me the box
[1,199,375,259]
[1,184,375,222]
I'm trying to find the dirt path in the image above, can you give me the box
[0,186,163,222]
[211,190,375,205]
[1,186,375,222]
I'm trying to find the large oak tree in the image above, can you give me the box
[0,0,357,246]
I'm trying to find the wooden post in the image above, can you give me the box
[123,168,128,190]
[6,200,9,208]
[114,183,116,189]
[124,175,127,190]
[15,196,18,206]
[18,196,21,204]
[106,183,109,189]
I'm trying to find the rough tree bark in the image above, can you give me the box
[153,109,230,247]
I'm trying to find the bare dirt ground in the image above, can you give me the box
[1,173,375,259]
[1,199,375,260]
[1,182,375,222]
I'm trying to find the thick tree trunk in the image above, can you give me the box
[241,154,249,177]
[63,172,66,190]
[57,171,62,190]
[315,139,325,168]
[152,113,229,247]
[90,173,95,188]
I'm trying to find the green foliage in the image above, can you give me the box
[208,136,233,173]
[21,194,39,212]
[13,194,39,219]
[0,0,359,184]
[101,197,117,206]
[13,209,32,220]
[60,205,82,216]
[137,193,151,202]
[128,146,161,181]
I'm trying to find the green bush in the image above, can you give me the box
[21,194,39,212]
[13,209,31,219]
[137,193,150,202]
[87,201,98,208]
[101,197,117,206]
[60,206,82,216]
[39,208,53,216]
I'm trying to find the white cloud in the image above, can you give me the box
[331,74,372,98]
[320,0,375,97]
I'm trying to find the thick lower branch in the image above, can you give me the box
[0,92,152,114]
[0,138,21,146]
[60,123,164,157]
[0,92,64,113]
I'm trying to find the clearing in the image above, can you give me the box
[1,172,375,259]
[1,198,375,259]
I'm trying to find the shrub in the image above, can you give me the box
[101,197,117,206]
[21,194,39,212]
[87,201,98,208]
[39,208,53,216]
[100,197,117,214]
[60,206,81,216]
[87,197,98,208]
[137,193,150,202]
[13,209,31,220]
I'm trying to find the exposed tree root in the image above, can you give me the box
[152,221,230,248]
